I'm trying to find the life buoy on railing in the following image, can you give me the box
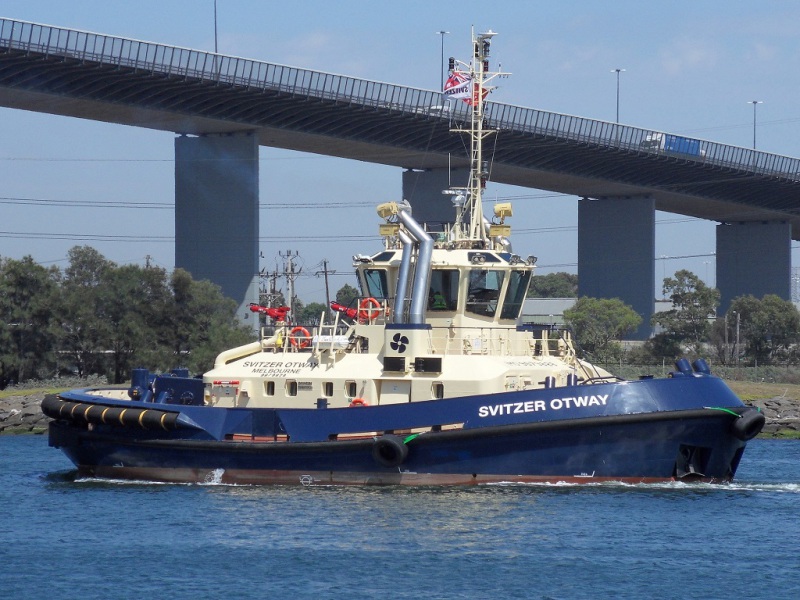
[289,326,311,349]
[349,398,368,407]
[358,297,381,322]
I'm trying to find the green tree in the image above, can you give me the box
[168,270,254,374]
[563,297,641,359]
[297,302,329,325]
[335,283,360,308]
[60,246,115,377]
[727,294,800,364]
[651,270,719,355]
[99,264,152,383]
[527,272,578,298]
[0,256,61,383]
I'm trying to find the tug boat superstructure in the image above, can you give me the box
[44,30,764,485]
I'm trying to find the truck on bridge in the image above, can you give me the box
[642,133,705,157]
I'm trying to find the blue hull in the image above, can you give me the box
[44,374,764,485]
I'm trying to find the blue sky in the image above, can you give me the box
[1,1,799,302]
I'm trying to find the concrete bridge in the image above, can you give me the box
[2,18,798,336]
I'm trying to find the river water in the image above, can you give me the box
[2,435,798,599]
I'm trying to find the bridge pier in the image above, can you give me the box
[402,168,470,227]
[578,196,655,340]
[716,221,791,314]
[175,132,260,325]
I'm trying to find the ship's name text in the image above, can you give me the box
[478,394,608,418]
[241,361,309,376]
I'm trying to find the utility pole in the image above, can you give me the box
[315,259,336,317]
[280,250,301,317]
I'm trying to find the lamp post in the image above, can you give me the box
[213,0,218,53]
[748,100,762,150]
[437,30,449,91]
[611,68,625,123]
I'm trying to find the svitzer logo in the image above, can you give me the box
[390,333,409,353]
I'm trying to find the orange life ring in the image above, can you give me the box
[289,326,311,349]
[349,398,369,407]
[358,297,381,322]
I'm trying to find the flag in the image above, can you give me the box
[443,70,489,105]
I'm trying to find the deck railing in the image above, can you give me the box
[2,17,799,181]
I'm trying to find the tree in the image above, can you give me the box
[297,302,329,325]
[563,297,641,359]
[335,283,360,308]
[651,270,719,355]
[60,246,116,377]
[0,247,257,385]
[0,256,61,383]
[168,270,254,374]
[726,294,800,365]
[527,272,578,298]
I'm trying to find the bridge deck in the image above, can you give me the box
[2,17,799,237]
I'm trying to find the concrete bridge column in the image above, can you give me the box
[402,168,469,227]
[716,221,791,314]
[578,196,655,340]
[175,132,259,325]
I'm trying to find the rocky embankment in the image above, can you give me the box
[0,392,52,434]
[1,392,800,437]
[749,396,800,437]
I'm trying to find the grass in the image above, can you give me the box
[725,381,800,403]
[0,386,71,400]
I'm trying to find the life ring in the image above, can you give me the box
[358,297,381,322]
[349,398,368,407]
[372,434,409,467]
[730,408,765,442]
[289,326,311,349]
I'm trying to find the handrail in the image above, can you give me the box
[2,17,799,181]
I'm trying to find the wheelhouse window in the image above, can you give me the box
[428,269,460,311]
[500,270,532,320]
[363,269,388,299]
[466,269,505,317]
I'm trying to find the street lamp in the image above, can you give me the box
[748,100,763,150]
[213,0,218,53]
[437,30,449,91]
[611,68,625,123]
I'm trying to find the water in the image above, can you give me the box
[2,436,798,600]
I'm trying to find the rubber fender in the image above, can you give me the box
[41,395,70,420]
[138,409,180,431]
[372,434,409,468]
[731,408,766,442]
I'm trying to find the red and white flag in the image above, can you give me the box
[443,71,489,105]
[444,71,472,101]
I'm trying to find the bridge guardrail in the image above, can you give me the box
[2,17,799,182]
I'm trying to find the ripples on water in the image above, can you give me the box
[2,436,798,600]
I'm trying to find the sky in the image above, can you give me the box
[1,1,800,304]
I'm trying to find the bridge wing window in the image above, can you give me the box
[500,270,532,320]
[428,269,460,311]
[363,269,388,299]
[466,269,505,317]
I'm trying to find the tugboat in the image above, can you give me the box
[44,30,764,485]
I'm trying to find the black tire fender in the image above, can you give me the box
[731,408,765,442]
[372,434,409,468]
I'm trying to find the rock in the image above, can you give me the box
[0,392,48,434]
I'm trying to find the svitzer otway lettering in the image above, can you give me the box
[478,394,608,417]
